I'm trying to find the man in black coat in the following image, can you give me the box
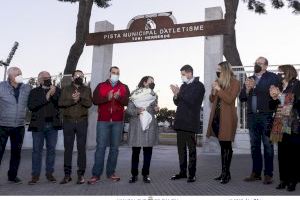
[27,71,61,185]
[170,65,205,182]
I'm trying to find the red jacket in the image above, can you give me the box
[93,80,130,122]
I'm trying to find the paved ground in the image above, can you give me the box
[0,145,299,196]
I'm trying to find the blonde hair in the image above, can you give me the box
[218,61,234,89]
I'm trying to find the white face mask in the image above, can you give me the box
[110,74,119,83]
[14,75,23,84]
[181,75,188,83]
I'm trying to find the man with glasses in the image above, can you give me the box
[27,71,61,185]
[88,66,130,184]
[58,70,92,184]
[240,57,281,184]
[0,67,31,184]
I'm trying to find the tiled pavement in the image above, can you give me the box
[0,145,299,196]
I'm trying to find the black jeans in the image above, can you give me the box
[63,119,88,176]
[176,130,197,177]
[278,134,300,184]
[0,126,25,180]
[131,147,153,176]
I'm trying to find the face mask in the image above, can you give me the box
[14,75,23,84]
[74,77,83,85]
[277,73,285,81]
[110,74,119,83]
[43,79,52,87]
[216,72,221,78]
[254,63,262,74]
[149,83,155,90]
[181,75,188,83]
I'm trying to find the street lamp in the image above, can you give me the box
[0,41,19,81]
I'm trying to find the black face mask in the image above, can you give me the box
[43,79,52,87]
[277,73,285,81]
[216,72,221,78]
[149,83,155,90]
[254,63,262,74]
[74,77,83,85]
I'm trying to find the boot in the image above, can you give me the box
[214,148,224,181]
[220,148,232,184]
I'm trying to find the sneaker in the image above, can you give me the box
[8,177,22,184]
[77,176,85,184]
[87,176,100,185]
[46,173,57,183]
[60,176,72,184]
[107,174,121,182]
[263,175,273,185]
[244,172,262,182]
[28,176,39,185]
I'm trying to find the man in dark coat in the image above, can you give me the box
[170,64,205,182]
[27,71,61,185]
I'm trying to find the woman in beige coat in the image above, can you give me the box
[206,61,240,184]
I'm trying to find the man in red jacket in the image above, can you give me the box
[88,66,130,184]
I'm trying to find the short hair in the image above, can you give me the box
[257,56,268,66]
[180,65,193,74]
[110,66,119,72]
[278,65,298,82]
[137,76,154,88]
[72,70,83,77]
[7,67,21,76]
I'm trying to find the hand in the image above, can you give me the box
[170,84,180,96]
[137,108,145,114]
[72,90,80,103]
[154,106,160,112]
[46,86,56,101]
[269,85,280,100]
[113,89,120,99]
[108,90,113,100]
[212,81,221,91]
[245,78,255,93]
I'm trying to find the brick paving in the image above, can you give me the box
[0,145,299,196]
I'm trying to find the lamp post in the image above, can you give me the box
[0,42,19,81]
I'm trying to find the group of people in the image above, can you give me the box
[0,57,299,193]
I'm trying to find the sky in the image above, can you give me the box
[1,0,300,109]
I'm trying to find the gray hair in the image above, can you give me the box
[37,71,51,85]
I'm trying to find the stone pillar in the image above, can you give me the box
[87,21,114,148]
[202,7,223,153]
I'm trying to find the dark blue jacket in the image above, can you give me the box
[173,77,205,133]
[239,71,281,114]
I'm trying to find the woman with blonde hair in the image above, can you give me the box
[206,61,240,184]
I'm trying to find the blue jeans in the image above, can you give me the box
[31,123,58,177]
[92,121,123,177]
[248,113,274,177]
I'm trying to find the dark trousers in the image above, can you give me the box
[63,119,88,176]
[0,126,25,180]
[131,147,153,176]
[248,113,274,177]
[176,131,197,177]
[278,134,300,184]
[219,141,233,174]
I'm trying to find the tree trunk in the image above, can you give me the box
[62,0,93,86]
[224,0,243,66]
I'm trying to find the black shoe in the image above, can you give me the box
[8,177,22,184]
[220,173,231,184]
[187,176,196,183]
[77,176,85,184]
[143,176,151,183]
[60,176,72,184]
[287,183,296,192]
[129,176,138,183]
[276,181,287,190]
[46,173,57,183]
[170,173,187,180]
